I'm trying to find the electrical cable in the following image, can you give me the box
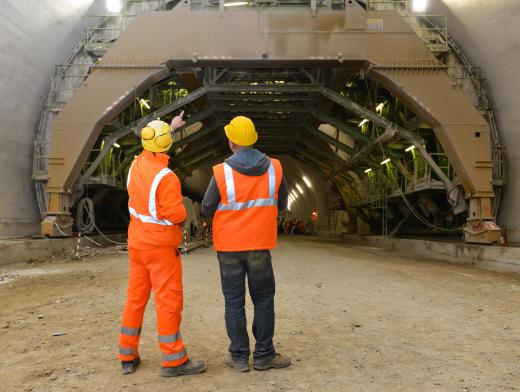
[54,196,127,246]
[75,197,95,234]
[77,197,127,245]
[363,79,462,234]
[53,222,103,247]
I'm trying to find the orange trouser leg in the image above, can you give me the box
[119,248,152,361]
[143,246,189,367]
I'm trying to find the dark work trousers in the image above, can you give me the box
[217,250,276,362]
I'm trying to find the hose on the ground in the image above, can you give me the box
[77,197,127,245]
[54,196,126,246]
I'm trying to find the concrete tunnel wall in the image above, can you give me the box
[0,0,100,238]
[428,0,520,243]
[1,0,520,240]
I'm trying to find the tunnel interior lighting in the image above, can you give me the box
[106,0,123,13]
[302,175,312,188]
[358,119,369,127]
[411,0,427,13]
[375,102,385,112]
[364,168,372,174]
[113,142,121,148]
[225,2,249,6]
[380,158,391,165]
[139,99,150,109]
[405,145,416,152]
[296,184,304,194]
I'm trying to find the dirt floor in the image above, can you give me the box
[0,236,519,392]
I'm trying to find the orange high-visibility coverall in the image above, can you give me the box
[119,150,189,367]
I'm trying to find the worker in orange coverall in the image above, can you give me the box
[118,111,205,377]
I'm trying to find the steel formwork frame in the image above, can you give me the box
[40,3,499,243]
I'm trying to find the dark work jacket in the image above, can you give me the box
[201,149,288,216]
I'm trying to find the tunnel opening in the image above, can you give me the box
[76,65,466,240]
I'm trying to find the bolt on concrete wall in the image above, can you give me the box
[0,0,98,238]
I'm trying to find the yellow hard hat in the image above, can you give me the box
[224,116,258,146]
[140,120,172,152]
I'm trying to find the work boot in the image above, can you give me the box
[224,355,250,372]
[160,359,206,377]
[254,353,291,371]
[121,357,140,375]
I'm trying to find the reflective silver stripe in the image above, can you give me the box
[218,198,277,211]
[127,159,175,226]
[223,163,236,204]
[121,326,142,336]
[158,332,181,344]
[162,349,187,362]
[128,206,174,226]
[267,161,275,199]
[126,159,137,188]
[149,168,173,220]
[119,347,134,355]
[218,160,277,211]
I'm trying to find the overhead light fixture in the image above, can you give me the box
[358,119,369,127]
[113,142,121,148]
[224,1,248,6]
[302,175,312,188]
[106,0,122,13]
[405,145,416,152]
[296,184,304,194]
[375,102,385,112]
[411,0,427,13]
[380,158,391,165]
[139,99,150,109]
[364,168,372,174]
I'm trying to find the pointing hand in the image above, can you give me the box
[170,110,185,130]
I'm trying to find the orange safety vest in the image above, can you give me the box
[212,158,283,251]
[127,152,183,249]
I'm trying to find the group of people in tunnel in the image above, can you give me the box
[119,113,291,377]
[278,217,314,235]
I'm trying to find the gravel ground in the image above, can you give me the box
[0,236,519,392]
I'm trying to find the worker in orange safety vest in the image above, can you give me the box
[119,111,205,377]
[201,116,291,372]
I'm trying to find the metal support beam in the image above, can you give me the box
[171,122,219,151]
[214,105,310,113]
[206,84,323,93]
[73,88,211,199]
[131,86,208,135]
[309,109,370,143]
[304,125,355,155]
[320,87,463,207]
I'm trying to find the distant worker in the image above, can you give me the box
[119,111,205,377]
[202,116,291,372]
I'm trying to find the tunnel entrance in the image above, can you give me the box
[35,3,501,243]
